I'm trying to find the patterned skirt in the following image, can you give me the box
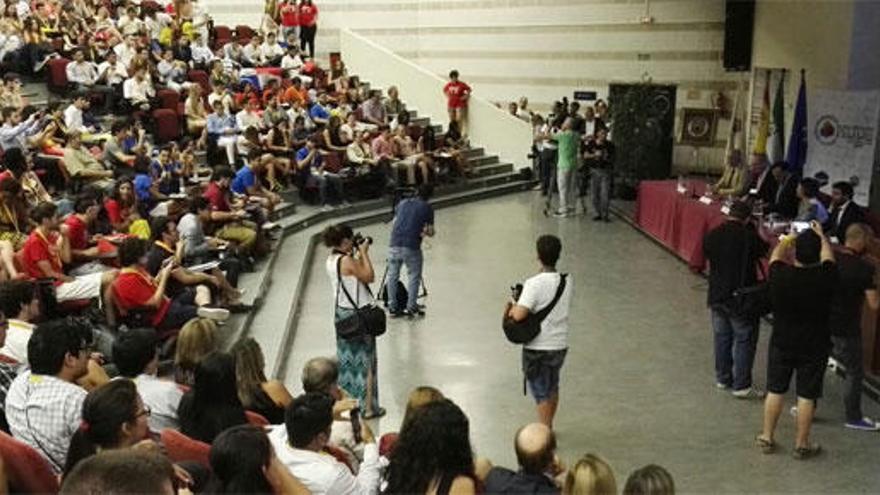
[335,307,380,415]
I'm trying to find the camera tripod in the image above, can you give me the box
[377,263,428,309]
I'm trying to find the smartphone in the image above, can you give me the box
[350,407,362,444]
[791,221,810,234]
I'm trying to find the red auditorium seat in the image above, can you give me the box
[245,410,270,426]
[46,58,71,94]
[0,431,60,493]
[235,25,255,44]
[152,109,180,144]
[323,151,344,173]
[213,25,232,50]
[157,88,180,112]
[161,429,211,467]
[187,70,211,95]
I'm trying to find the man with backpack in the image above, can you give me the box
[386,184,435,318]
[506,235,572,428]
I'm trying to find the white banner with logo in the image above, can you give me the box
[805,89,880,205]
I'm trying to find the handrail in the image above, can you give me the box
[340,28,532,169]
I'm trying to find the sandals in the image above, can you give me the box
[755,435,776,454]
[792,443,822,460]
[362,407,386,420]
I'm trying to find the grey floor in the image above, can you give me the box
[281,192,880,493]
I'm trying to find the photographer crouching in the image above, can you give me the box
[505,235,572,428]
[323,224,386,419]
[387,184,435,318]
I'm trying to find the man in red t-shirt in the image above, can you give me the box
[443,70,472,133]
[63,194,115,276]
[21,202,118,324]
[203,166,258,255]
[113,238,228,336]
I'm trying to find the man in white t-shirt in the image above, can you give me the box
[506,235,571,428]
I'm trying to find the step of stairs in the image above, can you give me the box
[467,155,500,167]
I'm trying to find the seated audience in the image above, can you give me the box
[301,356,364,467]
[766,163,799,219]
[795,177,829,224]
[232,337,293,424]
[271,392,381,494]
[384,398,478,495]
[563,454,617,495]
[209,425,310,494]
[64,194,112,276]
[207,99,239,166]
[296,136,345,210]
[384,86,407,119]
[62,132,114,190]
[122,68,156,112]
[622,465,675,495]
[825,181,865,241]
[173,317,220,387]
[203,166,262,256]
[112,328,184,432]
[60,450,177,495]
[0,279,38,365]
[360,90,386,127]
[379,385,445,456]
[482,423,564,493]
[5,319,94,472]
[177,351,248,443]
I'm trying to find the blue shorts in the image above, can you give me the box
[522,349,567,402]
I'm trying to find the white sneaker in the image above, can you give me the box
[196,307,230,322]
[790,405,799,417]
[732,388,766,400]
[716,382,731,390]
[321,205,335,212]
[261,221,279,230]
[552,210,569,218]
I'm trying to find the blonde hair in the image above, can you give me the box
[401,386,444,427]
[174,318,218,377]
[563,454,617,495]
[231,337,268,409]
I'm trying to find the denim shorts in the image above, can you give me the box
[522,349,568,402]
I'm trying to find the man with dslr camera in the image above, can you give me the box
[387,184,435,318]
[506,235,572,428]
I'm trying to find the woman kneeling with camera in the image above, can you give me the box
[323,224,386,419]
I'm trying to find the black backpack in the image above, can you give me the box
[502,275,567,344]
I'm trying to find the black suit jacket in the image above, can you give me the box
[752,169,778,205]
[826,202,866,240]
[770,174,799,219]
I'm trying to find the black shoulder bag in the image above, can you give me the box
[730,230,771,319]
[502,274,568,344]
[334,255,387,340]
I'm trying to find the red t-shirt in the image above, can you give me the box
[280,2,298,26]
[0,171,13,184]
[204,182,230,212]
[103,198,130,226]
[64,215,90,251]
[113,267,171,326]
[21,230,63,282]
[298,3,318,26]
[444,81,471,109]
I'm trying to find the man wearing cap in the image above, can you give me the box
[702,200,769,399]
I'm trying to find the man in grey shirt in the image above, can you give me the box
[177,197,242,288]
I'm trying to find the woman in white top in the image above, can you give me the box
[322,224,385,419]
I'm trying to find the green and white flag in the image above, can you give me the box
[767,73,785,164]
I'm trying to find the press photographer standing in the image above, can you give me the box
[387,184,435,318]
[323,224,385,419]
[506,235,572,428]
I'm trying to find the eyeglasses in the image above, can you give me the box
[135,405,152,418]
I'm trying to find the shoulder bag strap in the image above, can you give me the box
[737,228,751,289]
[534,274,567,322]
[336,254,362,309]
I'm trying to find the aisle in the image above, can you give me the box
[282,192,880,493]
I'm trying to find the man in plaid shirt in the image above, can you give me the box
[4,319,93,472]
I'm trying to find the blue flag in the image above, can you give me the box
[786,70,807,172]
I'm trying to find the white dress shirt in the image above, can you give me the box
[5,372,86,473]
[113,43,136,68]
[97,61,128,85]
[242,43,264,66]
[260,42,284,60]
[269,426,383,495]
[123,77,155,104]
[66,61,99,86]
[0,319,35,365]
[236,109,262,131]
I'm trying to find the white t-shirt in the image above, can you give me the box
[517,272,571,351]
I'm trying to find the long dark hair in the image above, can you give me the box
[208,425,274,494]
[178,351,247,443]
[383,399,475,494]
[64,380,140,476]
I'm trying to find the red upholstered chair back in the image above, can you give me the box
[245,410,270,426]
[213,25,232,50]
[0,430,60,493]
[235,25,255,44]
[160,429,211,467]
[157,88,180,111]
[152,109,181,143]
[187,70,211,95]
[407,125,423,143]
[47,58,71,93]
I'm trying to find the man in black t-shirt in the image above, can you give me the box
[829,223,880,431]
[702,201,768,397]
[584,128,615,222]
[757,221,835,460]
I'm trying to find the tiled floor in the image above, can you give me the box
[282,191,880,493]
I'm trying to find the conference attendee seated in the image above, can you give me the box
[232,152,283,213]
[383,399,478,495]
[360,90,386,127]
[766,162,799,218]
[122,68,156,113]
[296,136,345,210]
[825,181,865,242]
[794,177,829,224]
[178,351,248,444]
[379,386,446,457]
[623,465,676,495]
[232,337,293,424]
[65,49,113,113]
[147,216,244,310]
[206,100,239,166]
[301,356,364,468]
[271,392,382,494]
[112,237,229,336]
[744,157,778,204]
[62,132,114,190]
[0,304,19,432]
[384,86,407,121]
[0,279,39,365]
[60,450,178,495]
[203,167,262,257]
[63,194,113,276]
[261,32,285,66]
[21,202,118,323]
[481,423,564,493]
[5,319,95,472]
[563,454,617,495]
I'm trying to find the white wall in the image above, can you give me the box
[204,0,742,173]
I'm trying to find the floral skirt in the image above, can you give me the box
[335,307,380,415]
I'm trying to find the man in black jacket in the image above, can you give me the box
[702,200,769,398]
[482,423,562,494]
[825,181,865,242]
[767,163,799,219]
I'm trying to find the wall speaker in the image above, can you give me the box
[723,0,755,72]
